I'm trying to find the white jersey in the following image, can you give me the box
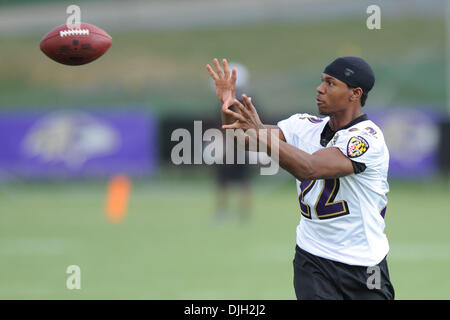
[277,113,390,266]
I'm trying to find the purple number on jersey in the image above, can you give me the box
[299,179,350,220]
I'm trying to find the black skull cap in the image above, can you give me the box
[323,56,375,94]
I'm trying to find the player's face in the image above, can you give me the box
[316,74,353,116]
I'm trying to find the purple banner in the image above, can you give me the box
[367,107,440,179]
[0,109,158,178]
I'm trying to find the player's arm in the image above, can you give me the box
[223,96,353,180]
[264,125,286,142]
[232,124,286,151]
[273,141,354,181]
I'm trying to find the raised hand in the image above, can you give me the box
[206,58,237,111]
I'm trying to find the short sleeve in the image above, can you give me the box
[277,113,305,146]
[334,131,384,168]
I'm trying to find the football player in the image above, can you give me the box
[206,56,395,300]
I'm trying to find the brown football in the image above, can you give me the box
[40,23,112,66]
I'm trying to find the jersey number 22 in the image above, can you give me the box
[299,179,350,220]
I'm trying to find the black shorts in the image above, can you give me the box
[293,245,395,300]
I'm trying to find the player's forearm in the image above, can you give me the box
[264,134,322,181]
[276,142,316,181]
[225,125,279,151]
[242,126,280,151]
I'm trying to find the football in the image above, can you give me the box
[40,23,112,66]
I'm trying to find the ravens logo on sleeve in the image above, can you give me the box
[347,136,369,158]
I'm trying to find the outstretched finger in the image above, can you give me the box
[242,95,256,112]
[233,98,250,116]
[224,107,247,123]
[231,68,237,85]
[222,59,230,78]
[213,58,224,78]
[222,120,241,130]
[206,64,218,80]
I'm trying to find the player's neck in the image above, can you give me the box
[328,107,363,131]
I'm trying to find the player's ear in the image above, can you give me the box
[350,87,363,102]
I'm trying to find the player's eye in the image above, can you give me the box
[328,81,334,87]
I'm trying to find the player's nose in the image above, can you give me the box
[316,82,326,94]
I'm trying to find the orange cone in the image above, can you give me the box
[105,175,131,223]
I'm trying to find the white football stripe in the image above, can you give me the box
[59,29,90,37]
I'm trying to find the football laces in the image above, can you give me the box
[59,29,90,37]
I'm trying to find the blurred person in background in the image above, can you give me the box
[207,57,395,300]
[210,62,253,224]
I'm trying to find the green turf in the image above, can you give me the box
[0,173,449,299]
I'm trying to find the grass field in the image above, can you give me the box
[0,172,449,299]
[0,1,448,301]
